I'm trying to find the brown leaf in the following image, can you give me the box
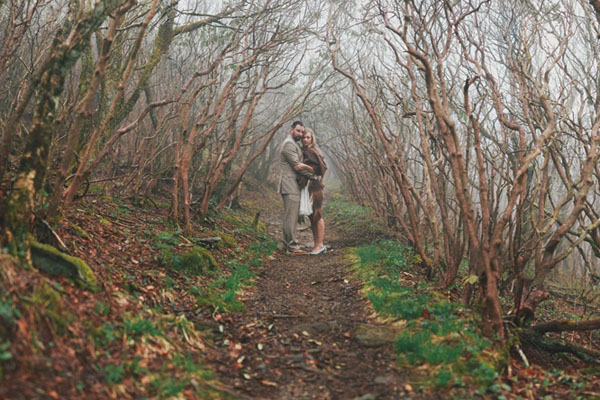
[65,346,76,357]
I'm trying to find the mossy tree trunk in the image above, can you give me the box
[46,7,131,220]
[62,6,229,207]
[0,0,133,256]
[62,0,161,206]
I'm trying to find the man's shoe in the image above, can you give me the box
[286,248,306,254]
[286,245,306,254]
[309,246,327,255]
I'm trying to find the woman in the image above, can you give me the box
[294,128,327,255]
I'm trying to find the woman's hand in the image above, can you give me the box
[294,162,309,171]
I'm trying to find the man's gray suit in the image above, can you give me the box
[277,137,310,249]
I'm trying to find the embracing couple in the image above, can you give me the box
[277,120,327,255]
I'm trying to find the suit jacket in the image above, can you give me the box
[277,136,309,195]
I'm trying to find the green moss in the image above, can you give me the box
[255,220,267,233]
[582,367,600,376]
[70,223,89,239]
[77,45,94,94]
[221,212,244,226]
[221,212,267,233]
[99,217,112,226]
[164,246,217,276]
[32,281,73,334]
[2,172,36,257]
[154,200,170,209]
[215,232,238,249]
[30,236,99,292]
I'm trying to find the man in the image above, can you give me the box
[277,120,313,253]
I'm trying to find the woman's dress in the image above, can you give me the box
[302,147,327,221]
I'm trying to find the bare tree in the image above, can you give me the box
[322,0,600,342]
[0,0,136,255]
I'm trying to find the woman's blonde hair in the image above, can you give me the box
[304,128,317,147]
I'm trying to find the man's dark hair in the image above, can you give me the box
[291,120,304,129]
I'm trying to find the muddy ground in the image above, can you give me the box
[204,203,421,400]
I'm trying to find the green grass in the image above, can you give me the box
[0,297,20,325]
[347,240,502,391]
[189,261,254,313]
[123,317,163,339]
[172,354,212,379]
[89,322,118,347]
[104,363,125,385]
[324,195,388,240]
[186,236,275,313]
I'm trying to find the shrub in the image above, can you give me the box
[348,240,501,391]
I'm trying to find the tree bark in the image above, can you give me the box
[0,0,133,253]
[531,318,600,334]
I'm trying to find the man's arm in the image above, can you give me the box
[282,141,314,178]
[281,141,300,166]
[294,163,314,174]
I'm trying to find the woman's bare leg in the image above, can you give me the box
[309,214,317,248]
[310,214,325,253]
[315,218,324,250]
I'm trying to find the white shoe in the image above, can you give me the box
[309,246,327,255]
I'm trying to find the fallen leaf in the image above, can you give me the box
[65,347,76,357]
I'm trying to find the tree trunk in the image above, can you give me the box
[1,0,132,253]
[46,11,127,219]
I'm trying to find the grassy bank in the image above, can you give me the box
[327,194,598,399]
[0,193,277,399]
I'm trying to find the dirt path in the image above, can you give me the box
[205,204,412,399]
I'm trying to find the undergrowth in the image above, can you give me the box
[186,230,276,313]
[149,218,276,313]
[324,194,388,242]
[345,242,503,395]
[0,192,276,398]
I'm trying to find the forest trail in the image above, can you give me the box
[205,202,415,399]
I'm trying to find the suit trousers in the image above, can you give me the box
[281,193,300,248]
